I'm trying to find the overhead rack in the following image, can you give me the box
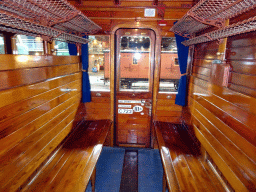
[170,0,256,38]
[182,15,256,46]
[0,0,101,44]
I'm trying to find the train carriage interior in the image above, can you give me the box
[0,0,256,191]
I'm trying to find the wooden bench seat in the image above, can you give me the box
[18,119,112,192]
[154,121,226,192]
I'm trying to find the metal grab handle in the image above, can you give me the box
[60,88,76,92]
[96,93,102,97]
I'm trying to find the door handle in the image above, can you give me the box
[145,105,152,116]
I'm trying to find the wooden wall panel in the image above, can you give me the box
[0,55,82,192]
[188,23,256,191]
[155,93,182,123]
[226,30,256,98]
[84,92,111,120]
[83,91,111,146]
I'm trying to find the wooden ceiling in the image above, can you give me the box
[68,0,194,36]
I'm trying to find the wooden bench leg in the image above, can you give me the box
[163,172,167,192]
[90,167,96,192]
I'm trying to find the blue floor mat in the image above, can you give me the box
[85,147,125,192]
[138,149,164,192]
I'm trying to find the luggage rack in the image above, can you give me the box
[170,0,256,38]
[0,0,101,44]
[182,15,256,46]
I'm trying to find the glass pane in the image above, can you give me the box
[54,41,69,56]
[88,35,110,91]
[0,34,5,54]
[13,35,44,55]
[119,35,151,91]
[159,37,181,93]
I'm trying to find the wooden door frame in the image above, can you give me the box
[109,22,161,147]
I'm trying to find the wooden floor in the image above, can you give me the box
[156,122,227,192]
[120,150,139,192]
[118,123,226,192]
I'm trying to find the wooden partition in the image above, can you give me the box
[84,92,111,120]
[188,20,256,191]
[0,55,82,191]
[155,93,182,123]
[84,91,112,146]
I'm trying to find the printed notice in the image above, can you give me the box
[133,105,143,112]
[118,109,133,114]
[118,105,132,108]
[118,100,141,104]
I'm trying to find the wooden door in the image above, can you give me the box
[115,28,155,148]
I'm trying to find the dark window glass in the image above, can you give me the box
[159,37,181,92]
[13,35,43,55]
[54,41,70,56]
[0,34,5,54]
[88,35,110,91]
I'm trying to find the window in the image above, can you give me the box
[12,35,43,55]
[54,41,69,56]
[118,35,151,91]
[159,37,181,92]
[0,34,5,54]
[88,35,110,91]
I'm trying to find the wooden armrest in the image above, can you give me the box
[154,123,180,192]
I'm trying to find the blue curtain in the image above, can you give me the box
[68,43,77,55]
[175,34,189,106]
[81,37,91,103]
[68,37,91,103]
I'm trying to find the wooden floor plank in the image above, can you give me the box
[120,150,138,192]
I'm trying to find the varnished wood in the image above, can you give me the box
[84,92,111,125]
[154,122,225,192]
[114,28,156,147]
[155,123,179,192]
[0,93,81,157]
[0,55,83,192]
[0,55,80,70]
[90,167,96,192]
[0,63,80,91]
[120,150,138,192]
[68,0,193,35]
[21,120,112,192]
[0,101,80,187]
[188,23,256,191]
[155,93,183,123]
[162,173,167,192]
[0,72,81,110]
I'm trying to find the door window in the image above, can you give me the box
[116,29,154,92]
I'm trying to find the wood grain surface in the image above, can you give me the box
[0,55,82,192]
[188,18,256,192]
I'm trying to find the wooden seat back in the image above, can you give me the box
[0,55,82,192]
[21,120,112,192]
[189,28,256,191]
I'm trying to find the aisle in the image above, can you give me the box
[85,147,164,192]
[86,147,125,192]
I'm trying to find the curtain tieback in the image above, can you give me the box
[181,73,188,76]
[82,69,88,72]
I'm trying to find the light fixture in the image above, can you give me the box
[134,52,141,60]
[144,8,156,17]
